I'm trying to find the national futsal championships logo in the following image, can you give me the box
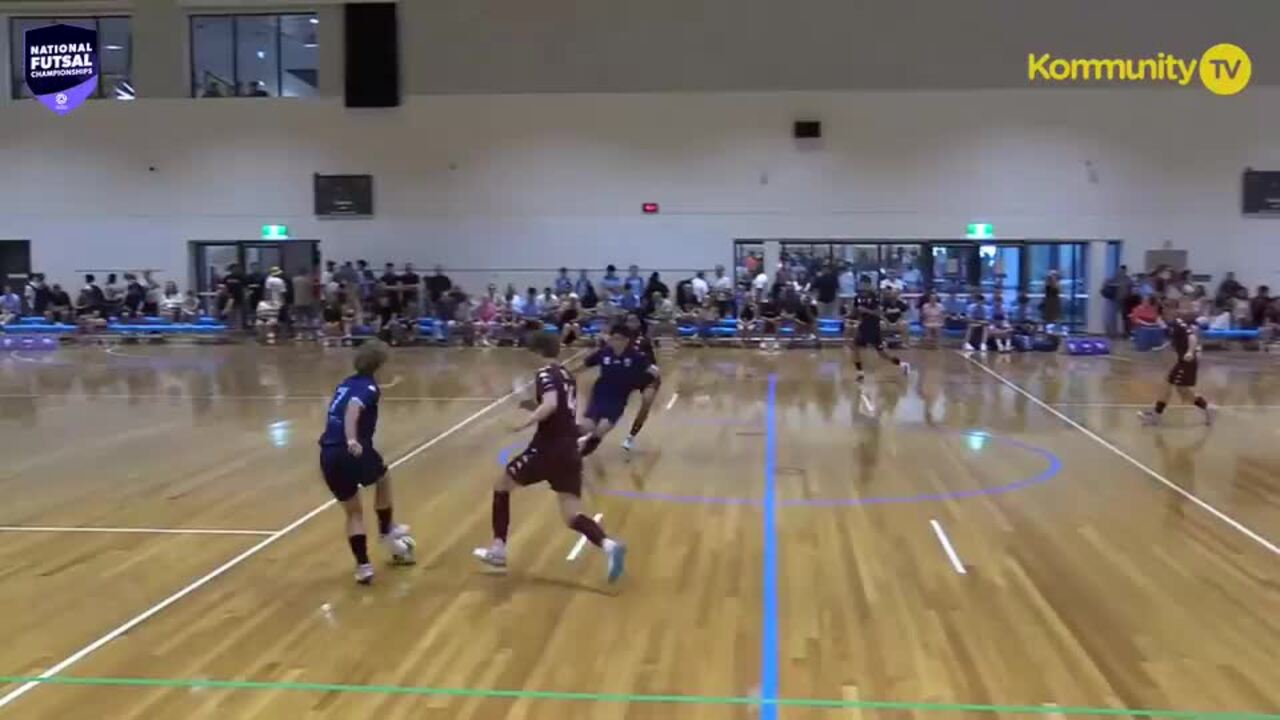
[23,23,99,115]
[1027,43,1251,96]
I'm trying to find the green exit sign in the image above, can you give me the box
[966,223,994,239]
[261,224,289,239]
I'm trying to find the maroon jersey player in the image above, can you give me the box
[1139,313,1213,426]
[621,311,661,452]
[474,330,627,583]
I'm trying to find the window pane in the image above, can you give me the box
[235,15,279,97]
[279,14,318,97]
[191,16,234,97]
[10,17,97,99]
[881,244,925,293]
[99,17,133,99]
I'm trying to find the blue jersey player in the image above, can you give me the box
[319,339,416,584]
[579,325,659,458]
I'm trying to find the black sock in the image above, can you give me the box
[1154,401,1167,415]
[891,357,901,366]
[1193,397,1208,410]
[492,491,510,542]
[376,508,393,536]
[570,514,607,547]
[855,361,864,372]
[581,436,603,457]
[348,534,370,565]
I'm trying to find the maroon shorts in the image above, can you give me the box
[506,443,583,496]
[1167,359,1198,387]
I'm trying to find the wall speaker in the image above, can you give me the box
[793,120,822,139]
[345,3,400,108]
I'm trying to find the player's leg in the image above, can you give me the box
[1174,383,1213,424]
[852,338,866,380]
[624,381,660,451]
[552,463,626,583]
[1139,380,1177,425]
[322,448,376,584]
[371,463,415,565]
[476,457,523,568]
[580,417,615,457]
[339,493,376,584]
[875,342,909,375]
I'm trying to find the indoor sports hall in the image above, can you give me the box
[1,2,1278,719]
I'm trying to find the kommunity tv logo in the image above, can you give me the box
[1027,43,1251,96]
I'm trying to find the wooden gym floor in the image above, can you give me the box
[0,343,1276,719]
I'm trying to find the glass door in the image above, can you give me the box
[979,244,1021,314]
[1027,242,1088,328]
[930,244,978,314]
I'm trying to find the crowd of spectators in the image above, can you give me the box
[1103,265,1279,346]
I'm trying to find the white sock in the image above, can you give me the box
[602,538,619,553]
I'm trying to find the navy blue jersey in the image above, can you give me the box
[585,346,651,395]
[319,374,381,447]
[631,335,658,368]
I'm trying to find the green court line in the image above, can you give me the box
[0,675,1276,719]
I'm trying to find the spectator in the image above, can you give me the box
[395,263,418,316]
[812,263,839,318]
[880,269,905,294]
[1231,288,1251,329]
[837,264,857,305]
[356,260,377,306]
[1128,295,1162,328]
[619,284,642,312]
[920,292,945,347]
[122,273,146,318]
[335,261,359,290]
[574,269,593,299]
[646,272,670,301]
[1215,271,1243,307]
[1102,265,1132,337]
[580,282,599,311]
[712,265,735,317]
[48,284,72,323]
[0,284,20,324]
[292,269,318,340]
[321,260,337,289]
[76,274,105,318]
[427,265,453,307]
[1250,286,1272,328]
[675,277,696,312]
[554,268,574,296]
[141,271,161,317]
[1041,271,1061,327]
[245,263,266,315]
[538,287,559,318]
[513,287,540,320]
[159,281,182,321]
[690,271,709,305]
[103,273,125,317]
[882,288,910,347]
[474,292,499,347]
[751,267,770,301]
[24,273,49,317]
[600,264,623,300]
[624,265,645,296]
[379,263,401,311]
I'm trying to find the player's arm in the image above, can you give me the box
[1184,330,1198,361]
[343,397,365,456]
[513,387,559,431]
[645,364,661,379]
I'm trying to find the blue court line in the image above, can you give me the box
[761,373,780,720]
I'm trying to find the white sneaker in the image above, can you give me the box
[473,540,507,569]
[900,361,912,376]
[605,540,627,584]
[381,524,416,565]
[354,563,375,585]
[1203,407,1215,426]
[1138,410,1160,426]
[621,436,635,452]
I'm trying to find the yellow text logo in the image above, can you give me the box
[1027,44,1250,95]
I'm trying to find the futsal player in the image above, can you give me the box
[579,325,660,458]
[318,340,416,585]
[1139,312,1214,426]
[847,275,910,381]
[621,312,660,452]
[474,330,627,582]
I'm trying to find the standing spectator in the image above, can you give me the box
[0,284,20,324]
[812,263,839,318]
[24,273,50,317]
[321,260,337,288]
[1102,265,1132,337]
[751,267,770,301]
[245,263,266,315]
[1041,271,1061,327]
[1231,288,1251,329]
[400,263,421,318]
[600,264,624,301]
[837,263,857,305]
[335,261,359,290]
[1250,286,1271,328]
[646,272,670,301]
[356,260,377,307]
[624,265,645,297]
[574,269,593,299]
[554,268,574,296]
[712,265,735,317]
[48,284,72,323]
[379,263,401,313]
[690,271,709,305]
[141,271,161,317]
[291,269,317,340]
[1215,272,1243,308]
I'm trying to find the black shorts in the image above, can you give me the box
[506,444,582,496]
[586,388,628,425]
[320,445,387,501]
[855,322,883,349]
[636,374,660,393]
[1167,359,1198,387]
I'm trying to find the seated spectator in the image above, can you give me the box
[1231,288,1251,329]
[580,282,599,312]
[1250,286,1272,329]
[1263,297,1280,351]
[48,284,72,323]
[966,292,990,352]
[103,273,125,318]
[557,294,583,346]
[881,289,910,347]
[989,291,1013,353]
[780,286,817,347]
[75,274,105,318]
[737,298,760,346]
[649,291,679,343]
[920,292,945,348]
[1129,295,1162,328]
[473,292,499,347]
[538,287,559,318]
[444,287,473,346]
[122,273,146,319]
[757,292,782,351]
[0,284,20,325]
[160,281,185,322]
[321,289,351,347]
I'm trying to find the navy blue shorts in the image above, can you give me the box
[585,388,628,425]
[320,445,387,502]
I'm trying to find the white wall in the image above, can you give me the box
[3,87,1280,290]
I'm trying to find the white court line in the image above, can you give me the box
[664,393,679,410]
[964,354,1280,557]
[566,514,604,561]
[0,349,590,710]
[859,392,875,415]
[1053,402,1280,410]
[0,526,275,537]
[7,351,51,364]
[929,519,967,575]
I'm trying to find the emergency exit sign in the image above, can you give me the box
[261,224,289,239]
[966,223,994,239]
